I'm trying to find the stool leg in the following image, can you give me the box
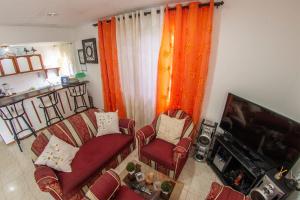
[21,115,36,137]
[43,108,51,126]
[9,120,22,152]
[81,95,88,110]
[54,105,64,121]
[74,96,79,113]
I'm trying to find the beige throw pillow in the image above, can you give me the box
[95,111,120,136]
[157,114,185,145]
[35,135,79,172]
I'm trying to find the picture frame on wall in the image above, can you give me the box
[78,49,86,64]
[82,38,98,64]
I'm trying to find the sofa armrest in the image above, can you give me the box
[86,170,121,200]
[34,166,63,198]
[136,125,156,146]
[171,137,192,179]
[119,118,135,135]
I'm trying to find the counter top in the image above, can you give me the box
[0,81,89,107]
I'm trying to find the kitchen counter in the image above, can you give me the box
[0,81,89,107]
[0,80,90,144]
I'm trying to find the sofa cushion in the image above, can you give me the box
[115,186,145,200]
[57,134,133,194]
[141,139,175,169]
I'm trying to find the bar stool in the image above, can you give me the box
[0,100,36,152]
[38,91,64,126]
[68,83,88,113]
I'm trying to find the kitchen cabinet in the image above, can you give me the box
[0,58,17,75]
[16,56,31,72]
[30,55,43,70]
[0,54,48,77]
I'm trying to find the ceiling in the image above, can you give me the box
[0,0,185,27]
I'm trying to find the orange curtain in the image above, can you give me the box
[98,18,127,117]
[156,1,214,124]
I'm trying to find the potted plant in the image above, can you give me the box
[161,181,172,195]
[126,162,136,175]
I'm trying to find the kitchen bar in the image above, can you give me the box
[0,81,91,144]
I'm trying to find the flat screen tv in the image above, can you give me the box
[220,93,300,170]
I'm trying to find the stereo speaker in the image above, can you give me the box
[194,119,218,162]
[250,175,285,200]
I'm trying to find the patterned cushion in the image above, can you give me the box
[95,111,121,136]
[35,135,79,172]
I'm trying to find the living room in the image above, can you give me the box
[0,0,299,200]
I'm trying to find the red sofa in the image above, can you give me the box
[86,169,144,200]
[136,109,194,180]
[31,109,135,200]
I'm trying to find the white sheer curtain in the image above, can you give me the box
[116,7,164,127]
[57,43,76,76]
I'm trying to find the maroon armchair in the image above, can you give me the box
[136,109,195,180]
[86,169,144,200]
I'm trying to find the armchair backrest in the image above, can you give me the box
[152,109,194,139]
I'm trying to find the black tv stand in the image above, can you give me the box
[207,135,267,194]
[231,139,262,162]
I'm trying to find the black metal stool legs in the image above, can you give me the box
[9,120,23,152]
[81,95,87,110]
[38,91,64,126]
[53,104,64,121]
[73,97,79,113]
[0,100,36,152]
[21,115,36,137]
[68,83,88,113]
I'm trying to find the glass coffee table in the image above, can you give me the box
[119,160,184,200]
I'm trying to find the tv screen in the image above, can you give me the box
[220,93,300,170]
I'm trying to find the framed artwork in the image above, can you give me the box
[82,38,98,64]
[78,49,85,64]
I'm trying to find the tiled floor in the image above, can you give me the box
[0,136,220,200]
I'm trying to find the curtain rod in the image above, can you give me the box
[92,1,224,27]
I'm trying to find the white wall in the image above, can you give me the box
[203,0,300,123]
[72,23,104,109]
[0,43,76,93]
[202,1,300,199]
[0,25,76,94]
[0,25,73,44]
